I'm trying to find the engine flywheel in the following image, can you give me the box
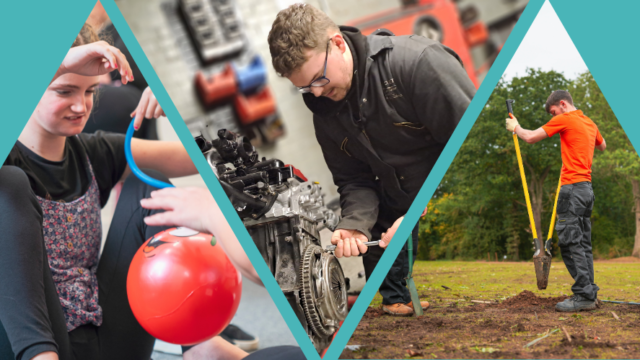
[299,244,348,338]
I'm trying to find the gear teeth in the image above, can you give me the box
[300,245,333,338]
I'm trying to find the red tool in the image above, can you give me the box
[195,64,237,107]
[234,87,276,125]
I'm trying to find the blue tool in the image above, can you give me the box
[233,55,267,94]
[125,120,174,189]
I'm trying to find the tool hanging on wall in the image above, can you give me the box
[506,99,559,290]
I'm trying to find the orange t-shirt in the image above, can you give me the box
[542,110,603,185]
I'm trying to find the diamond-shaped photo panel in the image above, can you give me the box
[113,0,537,357]
[343,1,640,359]
[0,1,301,360]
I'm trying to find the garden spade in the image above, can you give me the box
[533,177,561,290]
[506,99,552,290]
[406,234,423,316]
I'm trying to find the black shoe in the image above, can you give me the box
[555,294,596,312]
[220,324,259,352]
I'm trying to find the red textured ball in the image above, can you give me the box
[127,227,242,345]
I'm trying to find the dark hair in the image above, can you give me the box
[545,90,573,114]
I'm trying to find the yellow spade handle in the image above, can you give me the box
[547,176,562,240]
[513,132,538,240]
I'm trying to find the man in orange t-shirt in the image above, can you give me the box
[505,90,606,312]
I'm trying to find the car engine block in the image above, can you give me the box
[196,129,348,352]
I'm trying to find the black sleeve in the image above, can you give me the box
[314,116,379,240]
[2,145,20,167]
[2,146,46,200]
[0,167,64,360]
[77,131,127,207]
[410,43,476,143]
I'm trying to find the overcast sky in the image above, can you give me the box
[502,0,588,80]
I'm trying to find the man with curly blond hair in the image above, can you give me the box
[268,4,475,316]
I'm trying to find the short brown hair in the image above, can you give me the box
[545,90,573,114]
[72,23,100,48]
[267,4,339,77]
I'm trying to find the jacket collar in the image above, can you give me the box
[367,28,395,57]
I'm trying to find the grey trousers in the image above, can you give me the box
[555,181,599,300]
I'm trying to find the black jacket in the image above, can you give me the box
[306,26,475,240]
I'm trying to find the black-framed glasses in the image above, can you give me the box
[297,39,332,93]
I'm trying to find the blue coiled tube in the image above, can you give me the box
[125,120,174,189]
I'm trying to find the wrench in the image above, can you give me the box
[325,240,381,252]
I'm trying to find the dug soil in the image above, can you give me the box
[342,290,640,359]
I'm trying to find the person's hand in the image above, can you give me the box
[422,206,428,217]
[60,41,133,83]
[184,336,247,360]
[131,87,165,130]
[140,187,214,233]
[32,352,59,360]
[331,229,368,258]
[141,187,263,286]
[506,116,519,132]
[380,216,404,249]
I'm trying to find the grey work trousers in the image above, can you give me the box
[555,181,599,300]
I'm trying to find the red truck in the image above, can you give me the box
[347,0,527,88]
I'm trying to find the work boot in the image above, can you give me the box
[557,296,573,305]
[406,300,430,311]
[220,324,259,352]
[382,303,414,316]
[555,294,596,312]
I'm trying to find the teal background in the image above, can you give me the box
[4,0,630,359]
[0,0,94,163]
[551,0,640,151]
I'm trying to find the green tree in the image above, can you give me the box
[572,72,640,258]
[417,69,639,260]
[420,69,567,260]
